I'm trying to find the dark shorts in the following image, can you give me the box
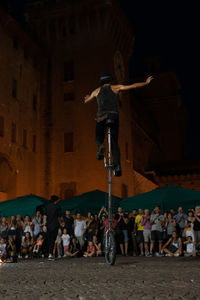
[151,230,162,242]
[136,231,144,243]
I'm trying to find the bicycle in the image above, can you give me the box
[103,119,116,266]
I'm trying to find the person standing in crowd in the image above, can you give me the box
[32,210,43,240]
[74,212,87,251]
[63,210,74,237]
[150,205,165,256]
[135,208,144,256]
[193,206,200,251]
[174,206,188,236]
[165,213,177,240]
[129,209,137,256]
[141,209,151,256]
[44,195,62,260]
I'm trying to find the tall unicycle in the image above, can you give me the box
[104,119,116,266]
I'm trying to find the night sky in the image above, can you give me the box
[120,1,199,160]
[1,0,199,160]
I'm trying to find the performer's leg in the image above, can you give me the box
[96,120,106,160]
[110,119,121,176]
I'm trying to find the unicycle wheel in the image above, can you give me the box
[104,231,116,266]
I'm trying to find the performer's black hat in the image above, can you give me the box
[100,72,113,85]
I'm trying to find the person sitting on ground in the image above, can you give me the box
[6,235,16,262]
[61,228,71,257]
[21,231,33,258]
[33,233,44,255]
[69,237,80,257]
[161,231,182,257]
[183,236,197,257]
[0,237,7,262]
[83,240,96,257]
[92,235,102,256]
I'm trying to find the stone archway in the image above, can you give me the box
[0,154,17,201]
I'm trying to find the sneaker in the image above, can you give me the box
[139,253,144,257]
[165,253,172,257]
[18,255,22,259]
[25,255,29,259]
[97,144,106,160]
[113,165,122,177]
[148,252,153,257]
[145,252,150,257]
[159,252,165,257]
[63,254,67,258]
[174,253,179,257]
[57,255,62,259]
[48,255,54,261]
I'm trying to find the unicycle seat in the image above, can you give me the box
[106,118,114,126]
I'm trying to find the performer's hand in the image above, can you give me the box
[84,95,90,103]
[146,76,154,84]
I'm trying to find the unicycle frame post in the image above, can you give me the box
[107,126,112,229]
[104,122,116,266]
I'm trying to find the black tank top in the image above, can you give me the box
[96,85,118,117]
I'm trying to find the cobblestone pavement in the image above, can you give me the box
[0,256,200,300]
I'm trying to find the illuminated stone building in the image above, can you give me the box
[25,0,157,199]
[1,1,192,202]
[0,8,44,201]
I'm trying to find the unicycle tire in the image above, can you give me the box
[104,231,116,266]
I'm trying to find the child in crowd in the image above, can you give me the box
[92,235,102,256]
[83,240,96,257]
[21,231,33,258]
[61,228,71,257]
[183,236,197,256]
[69,237,80,257]
[53,228,62,258]
[33,233,44,254]
[0,237,7,262]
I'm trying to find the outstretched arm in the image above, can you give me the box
[114,76,154,93]
[84,87,100,104]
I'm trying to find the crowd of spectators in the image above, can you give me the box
[1,201,200,262]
